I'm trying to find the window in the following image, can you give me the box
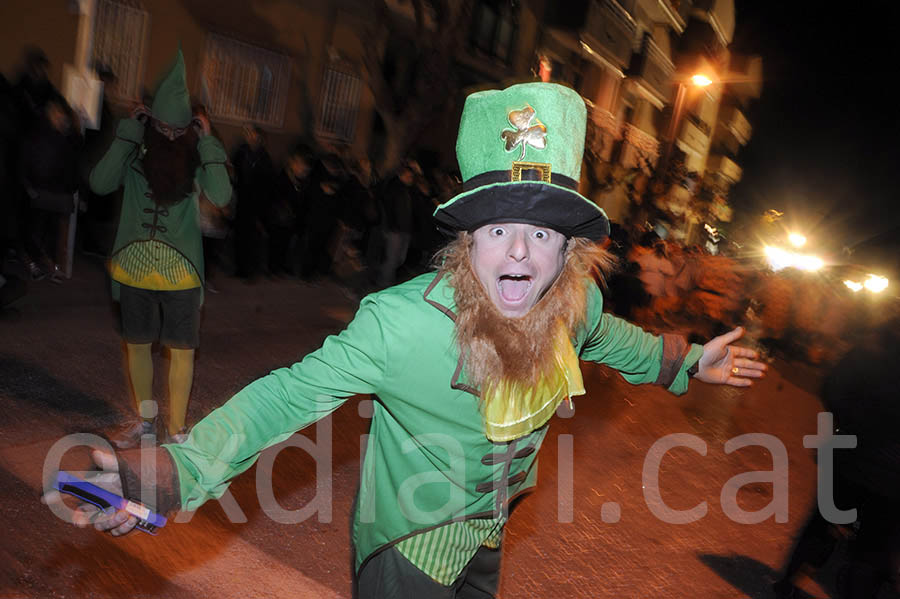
[469,1,518,64]
[316,66,362,143]
[202,33,290,127]
[92,0,148,101]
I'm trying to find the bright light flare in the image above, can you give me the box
[788,233,807,248]
[691,74,712,87]
[863,274,889,293]
[763,245,793,271]
[764,245,824,272]
[844,280,863,292]
[795,255,824,272]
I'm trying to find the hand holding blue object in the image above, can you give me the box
[42,447,171,536]
[55,470,167,534]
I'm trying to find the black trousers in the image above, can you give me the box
[25,206,65,266]
[357,545,501,599]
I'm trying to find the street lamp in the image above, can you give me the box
[690,74,713,87]
[788,232,807,248]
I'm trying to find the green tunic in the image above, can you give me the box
[164,271,703,574]
[89,118,232,300]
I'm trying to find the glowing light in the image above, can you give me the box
[764,245,793,271]
[844,280,863,292]
[764,245,824,272]
[863,274,889,293]
[691,74,712,87]
[788,233,807,248]
[795,255,824,272]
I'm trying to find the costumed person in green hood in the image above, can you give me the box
[89,49,231,447]
[49,83,764,597]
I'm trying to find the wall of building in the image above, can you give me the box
[0,0,388,167]
[0,1,79,92]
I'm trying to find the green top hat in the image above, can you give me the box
[434,82,609,240]
[150,49,192,128]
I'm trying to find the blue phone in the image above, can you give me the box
[55,471,167,534]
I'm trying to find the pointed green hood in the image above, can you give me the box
[150,49,192,128]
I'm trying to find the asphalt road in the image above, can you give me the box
[1,256,890,598]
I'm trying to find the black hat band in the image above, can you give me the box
[462,169,578,193]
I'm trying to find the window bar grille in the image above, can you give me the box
[203,33,289,126]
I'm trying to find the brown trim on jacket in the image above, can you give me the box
[654,333,690,388]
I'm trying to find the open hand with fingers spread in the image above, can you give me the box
[694,326,767,386]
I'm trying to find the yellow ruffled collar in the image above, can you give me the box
[480,321,584,442]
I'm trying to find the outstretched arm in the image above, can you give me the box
[579,286,764,392]
[163,297,387,511]
[579,287,703,395]
[46,298,387,535]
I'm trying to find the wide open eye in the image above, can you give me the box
[490,226,506,237]
[533,229,549,240]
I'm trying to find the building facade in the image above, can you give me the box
[1,0,759,236]
[535,0,761,240]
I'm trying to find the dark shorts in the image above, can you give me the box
[119,285,201,349]
[357,545,501,599]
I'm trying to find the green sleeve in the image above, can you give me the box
[195,135,232,207]
[580,307,703,395]
[89,118,143,195]
[166,297,387,510]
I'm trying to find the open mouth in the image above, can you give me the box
[497,274,532,303]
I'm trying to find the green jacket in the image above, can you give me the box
[89,118,232,299]
[165,272,703,572]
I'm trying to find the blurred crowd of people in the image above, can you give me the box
[221,124,452,296]
[1,46,895,372]
[0,47,460,309]
[1,47,82,297]
[601,223,898,367]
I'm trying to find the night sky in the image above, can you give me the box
[730,2,900,274]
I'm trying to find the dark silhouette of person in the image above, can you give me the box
[773,317,900,598]
[231,125,273,280]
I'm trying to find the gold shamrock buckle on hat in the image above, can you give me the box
[510,161,552,183]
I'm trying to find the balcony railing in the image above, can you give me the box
[686,112,711,136]
[624,123,659,160]
[583,0,637,71]
[654,0,693,31]
[717,105,752,145]
[678,118,709,154]
[671,0,693,24]
[593,106,621,138]
[627,34,675,105]
[707,153,742,182]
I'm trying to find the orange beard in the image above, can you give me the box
[436,234,616,393]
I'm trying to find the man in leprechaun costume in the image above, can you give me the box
[89,49,231,447]
[57,82,765,597]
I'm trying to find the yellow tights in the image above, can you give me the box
[167,347,194,435]
[125,343,195,435]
